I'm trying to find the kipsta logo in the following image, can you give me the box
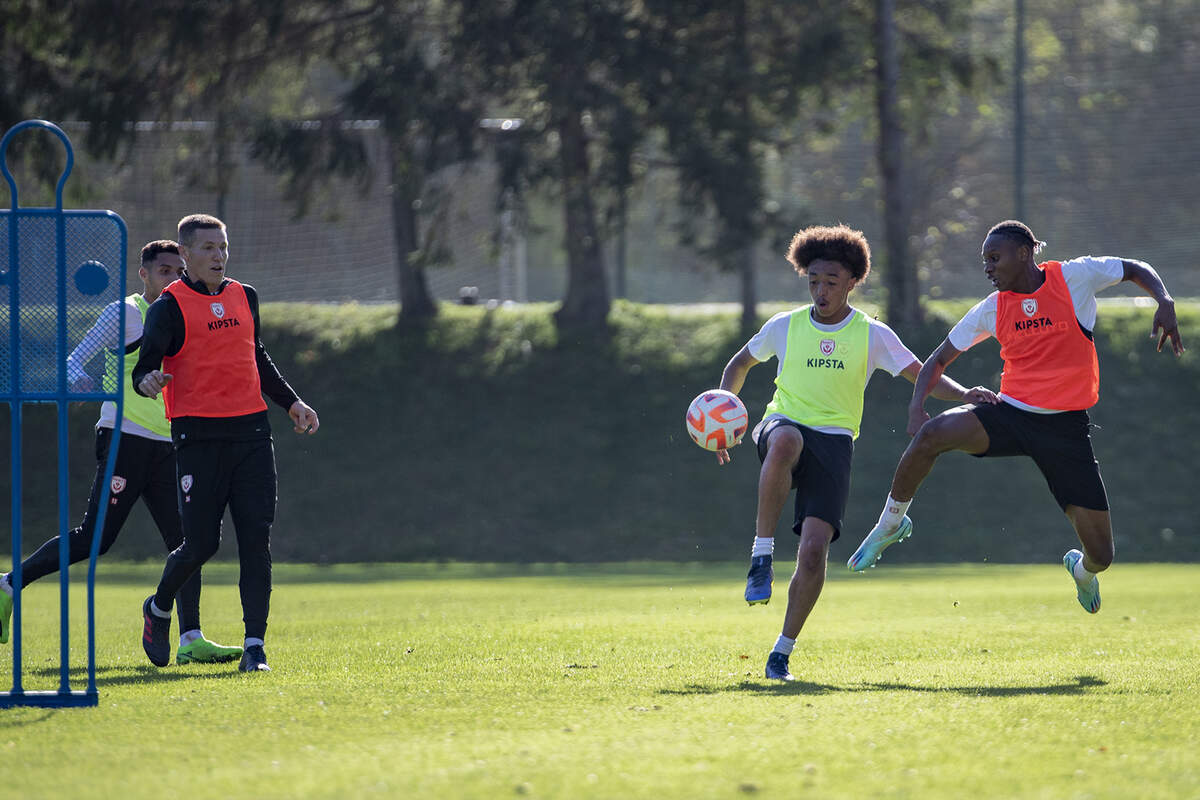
[210,302,225,319]
[111,476,126,494]
[1022,298,1038,317]
[181,475,193,493]
[820,339,836,356]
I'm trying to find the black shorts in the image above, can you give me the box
[968,402,1108,511]
[756,418,854,541]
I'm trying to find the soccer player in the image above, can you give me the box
[717,224,997,681]
[133,214,320,673]
[0,241,241,664]
[848,220,1184,614]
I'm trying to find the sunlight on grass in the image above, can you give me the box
[0,562,1196,799]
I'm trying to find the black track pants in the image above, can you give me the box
[20,427,202,633]
[154,437,276,640]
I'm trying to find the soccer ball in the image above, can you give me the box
[685,389,749,451]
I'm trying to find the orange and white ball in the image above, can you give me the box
[685,389,749,452]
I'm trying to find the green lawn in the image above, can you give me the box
[2,562,1198,799]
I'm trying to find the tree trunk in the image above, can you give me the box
[613,187,628,300]
[740,244,757,333]
[875,0,921,327]
[732,0,758,332]
[554,109,610,329]
[388,140,436,320]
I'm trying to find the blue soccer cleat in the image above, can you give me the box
[847,515,913,572]
[1063,549,1101,614]
[764,651,794,681]
[744,555,773,605]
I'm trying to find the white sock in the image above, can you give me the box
[149,599,171,619]
[772,634,796,656]
[179,629,202,647]
[877,494,912,531]
[0,574,11,596]
[751,537,775,558]
[1072,558,1097,585]
[244,637,264,649]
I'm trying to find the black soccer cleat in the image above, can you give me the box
[141,595,172,667]
[239,644,271,672]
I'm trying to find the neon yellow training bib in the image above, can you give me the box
[763,306,871,438]
[102,294,171,437]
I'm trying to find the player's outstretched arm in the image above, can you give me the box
[905,339,969,436]
[900,358,998,406]
[714,345,760,466]
[1120,259,1184,355]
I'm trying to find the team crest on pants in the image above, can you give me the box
[210,302,225,319]
[820,338,836,356]
[181,474,193,492]
[111,476,126,494]
[1022,298,1038,317]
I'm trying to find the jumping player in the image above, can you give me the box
[133,214,319,673]
[0,241,241,664]
[717,224,997,681]
[848,220,1184,614]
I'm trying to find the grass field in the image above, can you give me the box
[1,561,1198,799]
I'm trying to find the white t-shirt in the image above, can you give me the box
[746,306,918,439]
[947,256,1124,412]
[65,297,169,441]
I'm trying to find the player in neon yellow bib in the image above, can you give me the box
[715,224,998,681]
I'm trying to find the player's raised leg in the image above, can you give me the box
[765,517,835,680]
[849,405,990,571]
[1062,506,1112,613]
[746,423,804,605]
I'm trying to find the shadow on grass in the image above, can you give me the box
[660,674,1107,697]
[861,674,1108,696]
[20,663,243,688]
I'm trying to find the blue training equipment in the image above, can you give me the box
[0,120,128,707]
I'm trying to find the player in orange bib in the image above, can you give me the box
[847,220,1184,614]
[133,214,320,672]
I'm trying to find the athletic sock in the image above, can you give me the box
[244,637,264,649]
[179,629,202,647]
[1072,558,1097,585]
[877,494,912,531]
[149,599,171,620]
[751,537,774,558]
[772,634,796,656]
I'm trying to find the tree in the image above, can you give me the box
[876,0,918,327]
[638,0,856,330]
[452,0,648,330]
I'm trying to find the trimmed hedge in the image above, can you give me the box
[3,299,1197,564]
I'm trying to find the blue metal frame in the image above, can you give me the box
[0,119,127,708]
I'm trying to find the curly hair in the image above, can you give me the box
[986,219,1046,255]
[786,224,871,281]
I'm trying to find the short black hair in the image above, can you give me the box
[986,219,1045,254]
[786,224,871,281]
[140,239,180,266]
[177,213,226,247]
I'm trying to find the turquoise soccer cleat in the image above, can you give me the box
[1063,549,1101,614]
[847,515,913,572]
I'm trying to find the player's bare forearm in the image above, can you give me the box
[719,346,758,395]
[714,346,758,466]
[1121,259,1184,355]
